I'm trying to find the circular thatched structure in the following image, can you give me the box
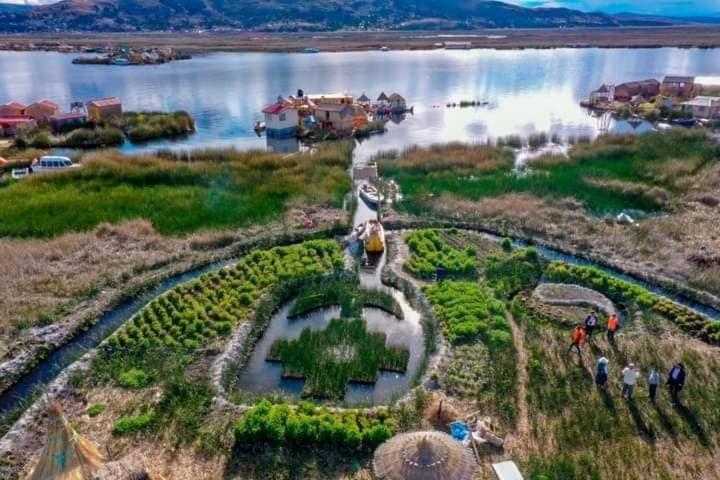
[373,431,476,480]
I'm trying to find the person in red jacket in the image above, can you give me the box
[567,324,586,356]
[607,313,620,343]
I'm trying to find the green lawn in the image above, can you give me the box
[0,143,352,238]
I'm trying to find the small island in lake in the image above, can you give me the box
[72,46,191,66]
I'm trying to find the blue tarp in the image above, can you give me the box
[449,420,470,442]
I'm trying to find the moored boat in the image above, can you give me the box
[358,181,383,207]
[362,219,385,253]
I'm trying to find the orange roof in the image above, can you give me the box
[0,115,35,124]
[34,99,59,110]
[2,101,26,110]
[87,97,122,108]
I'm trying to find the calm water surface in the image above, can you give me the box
[1,48,719,159]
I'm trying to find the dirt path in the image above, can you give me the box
[505,311,532,459]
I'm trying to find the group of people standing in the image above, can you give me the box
[596,359,687,404]
[568,310,688,404]
[567,310,620,356]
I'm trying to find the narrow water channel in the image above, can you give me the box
[2,192,718,427]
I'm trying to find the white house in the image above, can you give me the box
[263,103,298,138]
[681,96,720,119]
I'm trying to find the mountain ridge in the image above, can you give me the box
[0,0,688,32]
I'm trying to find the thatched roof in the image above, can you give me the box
[30,403,104,480]
[373,431,476,480]
[357,93,371,103]
[377,92,389,102]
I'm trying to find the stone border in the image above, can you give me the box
[532,283,616,316]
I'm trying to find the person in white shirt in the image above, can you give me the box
[621,363,639,400]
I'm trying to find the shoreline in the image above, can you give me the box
[2,26,720,54]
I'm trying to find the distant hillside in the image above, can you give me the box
[0,0,682,32]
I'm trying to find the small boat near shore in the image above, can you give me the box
[362,219,385,254]
[359,181,383,207]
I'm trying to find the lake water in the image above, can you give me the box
[1,48,720,159]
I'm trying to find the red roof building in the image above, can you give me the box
[262,103,287,115]
[24,100,60,124]
[0,101,27,116]
[0,115,37,136]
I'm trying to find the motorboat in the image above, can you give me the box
[361,219,385,254]
[358,181,383,207]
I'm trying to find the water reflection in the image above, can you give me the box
[1,48,718,156]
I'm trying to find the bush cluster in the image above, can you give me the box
[484,247,544,298]
[423,281,510,345]
[111,111,195,143]
[545,262,716,343]
[234,400,394,450]
[404,229,477,279]
[112,410,156,435]
[106,240,344,352]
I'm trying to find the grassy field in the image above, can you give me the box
[514,297,720,480]
[0,143,352,238]
[379,130,718,216]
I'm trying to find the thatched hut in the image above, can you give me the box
[30,403,104,480]
[372,431,476,480]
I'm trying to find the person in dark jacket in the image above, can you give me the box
[667,363,686,404]
[584,311,599,340]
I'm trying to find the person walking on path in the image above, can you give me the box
[607,313,620,343]
[667,363,686,404]
[648,368,661,404]
[568,324,586,357]
[584,311,599,340]
[595,356,609,389]
[622,363,639,400]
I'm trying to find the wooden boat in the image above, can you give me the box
[362,220,385,254]
[358,181,383,207]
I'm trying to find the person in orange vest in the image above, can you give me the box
[567,324,586,356]
[607,313,620,343]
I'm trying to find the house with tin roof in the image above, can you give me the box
[661,76,696,99]
[86,97,122,122]
[681,96,720,119]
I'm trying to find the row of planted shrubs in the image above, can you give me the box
[423,280,511,346]
[106,240,344,352]
[545,262,719,343]
[234,400,394,450]
[404,229,477,279]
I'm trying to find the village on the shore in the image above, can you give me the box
[584,75,720,127]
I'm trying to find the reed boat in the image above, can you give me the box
[362,219,385,254]
[358,181,383,207]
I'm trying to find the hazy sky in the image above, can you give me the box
[512,0,719,16]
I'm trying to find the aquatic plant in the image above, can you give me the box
[268,318,410,399]
[0,142,353,238]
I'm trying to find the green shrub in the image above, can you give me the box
[233,400,394,450]
[404,229,477,279]
[116,368,151,389]
[112,410,156,435]
[423,281,508,344]
[501,237,513,252]
[86,404,105,417]
[485,248,545,298]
